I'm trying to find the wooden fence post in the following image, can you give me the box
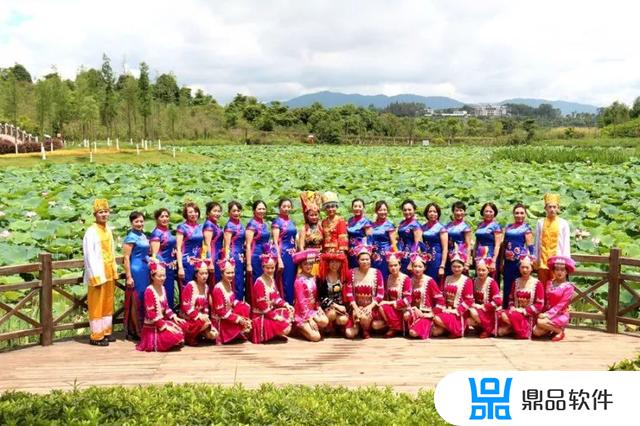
[606,247,621,333]
[39,253,54,346]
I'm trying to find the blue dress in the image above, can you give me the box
[224,219,246,300]
[347,216,372,268]
[370,219,395,281]
[203,219,224,283]
[422,221,447,281]
[149,226,177,310]
[445,220,471,274]
[475,220,503,281]
[272,215,298,304]
[246,217,270,283]
[502,222,533,308]
[123,230,150,318]
[176,221,204,286]
[397,217,421,274]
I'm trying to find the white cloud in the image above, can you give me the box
[1,0,638,106]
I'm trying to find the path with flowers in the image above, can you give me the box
[1,328,638,394]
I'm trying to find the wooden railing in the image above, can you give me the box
[1,248,639,347]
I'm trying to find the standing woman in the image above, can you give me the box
[347,199,372,268]
[176,202,205,288]
[343,245,386,339]
[180,260,218,346]
[422,202,448,284]
[474,202,503,280]
[123,211,150,338]
[502,203,534,308]
[245,200,270,293]
[223,201,247,301]
[272,198,298,304]
[203,201,224,285]
[293,249,329,342]
[445,201,472,274]
[379,252,412,337]
[432,250,474,338]
[320,192,349,255]
[397,199,422,275]
[533,256,576,342]
[404,254,445,339]
[298,191,324,251]
[211,259,252,344]
[497,256,544,339]
[370,200,397,281]
[150,208,178,310]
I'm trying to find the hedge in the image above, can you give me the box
[0,384,446,425]
[0,139,64,155]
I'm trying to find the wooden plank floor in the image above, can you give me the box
[1,329,639,394]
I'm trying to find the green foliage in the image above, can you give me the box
[154,73,180,104]
[601,118,640,138]
[609,354,640,371]
[138,62,152,138]
[491,146,635,164]
[597,101,630,128]
[0,384,444,425]
[100,54,118,135]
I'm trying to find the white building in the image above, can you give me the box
[472,104,509,117]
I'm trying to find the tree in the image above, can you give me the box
[138,62,152,138]
[119,74,138,140]
[154,73,179,104]
[630,96,640,119]
[443,118,462,145]
[597,101,630,127]
[10,63,32,83]
[522,118,536,142]
[35,78,52,135]
[77,95,100,140]
[166,104,179,138]
[2,73,19,126]
[101,54,118,137]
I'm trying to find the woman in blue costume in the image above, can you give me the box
[149,208,177,310]
[474,202,503,281]
[123,211,150,337]
[347,198,372,268]
[176,202,205,288]
[501,203,534,308]
[203,201,224,285]
[223,200,247,301]
[445,201,472,275]
[245,200,271,290]
[271,198,298,304]
[421,202,448,284]
[397,199,423,275]
[370,200,397,281]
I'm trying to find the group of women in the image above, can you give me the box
[121,191,575,352]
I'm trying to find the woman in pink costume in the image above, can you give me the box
[466,257,502,338]
[533,255,576,342]
[293,249,329,341]
[379,252,412,337]
[211,258,252,344]
[404,253,444,339]
[180,259,219,346]
[433,249,474,338]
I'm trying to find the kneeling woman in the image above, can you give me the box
[404,254,444,339]
[180,260,219,346]
[137,262,186,352]
[432,251,474,338]
[497,256,544,339]
[533,256,575,342]
[211,259,252,344]
[379,252,412,337]
[318,252,350,331]
[293,249,329,341]
[251,249,294,344]
[344,245,386,339]
[466,258,502,338]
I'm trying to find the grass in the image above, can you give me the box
[0,384,446,425]
[533,137,640,148]
[491,145,638,164]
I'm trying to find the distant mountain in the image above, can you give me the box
[283,91,464,110]
[282,91,600,115]
[499,98,600,115]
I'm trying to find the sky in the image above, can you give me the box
[1,0,639,106]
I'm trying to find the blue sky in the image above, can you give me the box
[1,0,639,106]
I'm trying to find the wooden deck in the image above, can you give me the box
[1,329,639,394]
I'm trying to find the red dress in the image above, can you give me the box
[405,276,444,339]
[294,274,320,326]
[211,282,251,344]
[380,273,412,332]
[136,286,185,352]
[438,275,474,338]
[499,276,544,339]
[180,281,213,346]
[469,276,502,336]
[321,216,348,253]
[251,276,291,343]
[344,267,385,330]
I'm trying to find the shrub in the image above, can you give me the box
[0,384,446,425]
[601,118,640,138]
[0,139,64,155]
[609,353,640,371]
[491,146,634,164]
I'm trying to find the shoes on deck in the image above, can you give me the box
[90,338,109,347]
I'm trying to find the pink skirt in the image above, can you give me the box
[547,310,570,329]
[136,323,185,352]
[469,307,497,336]
[437,311,465,338]
[251,307,291,343]
[345,307,383,330]
[501,309,534,339]
[181,317,211,346]
[406,310,432,339]
[294,309,318,327]
[381,304,404,332]
[214,302,251,344]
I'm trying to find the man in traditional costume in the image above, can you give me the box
[83,199,118,346]
[534,193,571,285]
